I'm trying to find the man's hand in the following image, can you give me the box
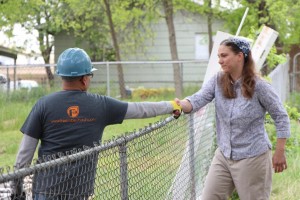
[170,100,182,119]
[10,179,26,200]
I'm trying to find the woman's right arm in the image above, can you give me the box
[176,74,217,113]
[174,98,193,113]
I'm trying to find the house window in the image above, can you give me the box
[195,33,209,60]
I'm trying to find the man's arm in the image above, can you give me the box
[11,134,38,199]
[15,134,38,169]
[124,101,181,119]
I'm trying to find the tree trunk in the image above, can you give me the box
[162,0,183,98]
[38,31,54,87]
[207,0,213,55]
[36,12,54,87]
[103,0,127,98]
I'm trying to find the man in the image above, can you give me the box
[11,48,181,199]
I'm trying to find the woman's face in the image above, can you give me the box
[218,44,243,74]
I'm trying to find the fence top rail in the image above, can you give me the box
[0,60,207,68]
[0,115,176,183]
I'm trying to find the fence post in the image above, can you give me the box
[106,62,110,96]
[119,139,129,200]
[180,62,184,90]
[188,114,196,200]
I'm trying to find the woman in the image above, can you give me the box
[176,37,290,199]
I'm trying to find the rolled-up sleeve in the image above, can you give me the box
[256,80,290,138]
[185,74,216,112]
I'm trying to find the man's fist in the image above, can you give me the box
[10,179,26,200]
[170,100,182,119]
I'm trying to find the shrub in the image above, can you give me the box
[265,104,300,153]
[132,87,175,99]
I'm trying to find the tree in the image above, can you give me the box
[220,0,300,78]
[162,0,183,98]
[103,0,127,98]
[60,0,113,61]
[61,0,159,99]
[174,0,223,56]
[0,0,63,86]
[222,0,300,51]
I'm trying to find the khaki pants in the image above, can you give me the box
[201,148,272,200]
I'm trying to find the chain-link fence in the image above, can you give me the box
[0,103,216,200]
[0,60,207,97]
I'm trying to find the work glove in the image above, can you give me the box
[170,100,182,119]
[10,178,26,200]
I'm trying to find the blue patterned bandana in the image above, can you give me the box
[228,37,251,58]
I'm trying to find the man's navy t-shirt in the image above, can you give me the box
[21,90,128,158]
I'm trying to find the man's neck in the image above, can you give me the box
[62,82,86,91]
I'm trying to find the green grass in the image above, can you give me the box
[0,130,22,166]
[271,153,300,200]
[103,115,166,140]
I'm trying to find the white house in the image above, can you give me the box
[54,10,225,88]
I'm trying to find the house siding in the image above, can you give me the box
[54,11,225,89]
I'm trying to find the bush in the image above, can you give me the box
[265,104,300,153]
[132,87,175,99]
[287,92,300,115]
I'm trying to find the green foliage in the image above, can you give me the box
[229,189,239,200]
[285,103,300,121]
[132,87,175,99]
[288,92,300,111]
[266,47,287,69]
[58,0,164,61]
[222,0,300,52]
[261,43,287,75]
[262,75,272,83]
[265,103,300,153]
[61,0,110,61]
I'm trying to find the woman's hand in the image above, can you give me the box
[272,138,287,173]
[174,98,193,113]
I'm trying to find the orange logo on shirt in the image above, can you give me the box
[67,106,79,118]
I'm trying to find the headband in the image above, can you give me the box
[228,37,251,58]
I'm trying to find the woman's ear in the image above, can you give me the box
[238,52,244,61]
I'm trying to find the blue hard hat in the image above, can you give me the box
[56,48,97,77]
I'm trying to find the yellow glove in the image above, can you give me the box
[170,100,182,119]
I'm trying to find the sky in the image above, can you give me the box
[0,24,44,65]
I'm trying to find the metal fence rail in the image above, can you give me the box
[0,60,208,97]
[0,103,216,200]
